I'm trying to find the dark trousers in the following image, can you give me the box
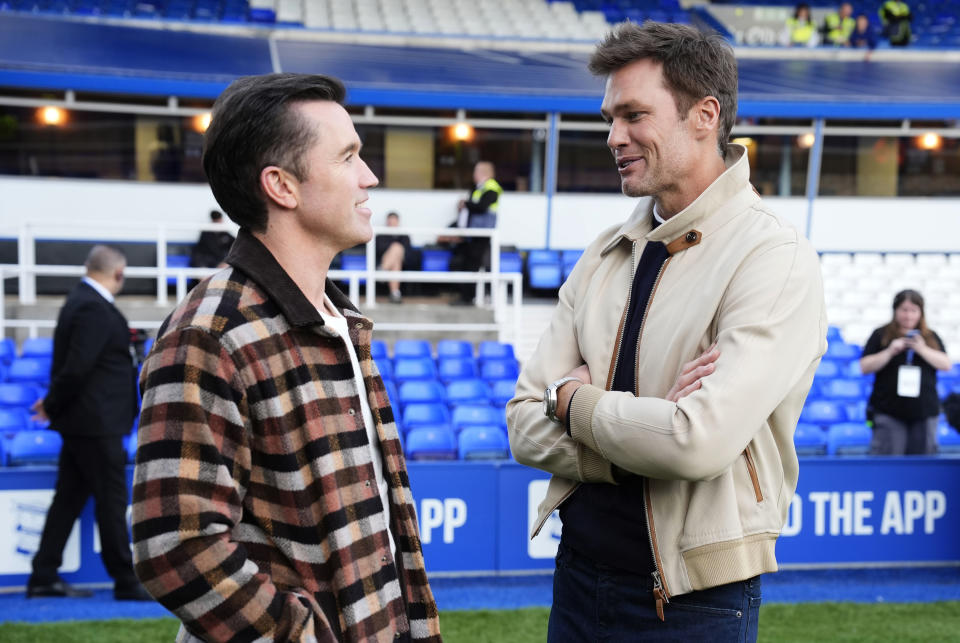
[548,544,762,643]
[452,239,490,301]
[30,435,138,588]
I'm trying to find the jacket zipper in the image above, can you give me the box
[743,447,764,502]
[636,252,672,621]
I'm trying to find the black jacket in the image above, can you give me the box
[44,281,138,437]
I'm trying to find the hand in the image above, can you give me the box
[30,398,49,422]
[666,343,719,403]
[888,338,908,354]
[555,364,592,425]
[457,199,466,209]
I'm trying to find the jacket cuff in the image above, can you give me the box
[569,383,605,456]
[578,443,615,483]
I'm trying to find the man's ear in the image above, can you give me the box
[260,166,299,210]
[692,96,721,142]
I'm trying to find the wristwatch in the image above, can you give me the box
[543,376,582,423]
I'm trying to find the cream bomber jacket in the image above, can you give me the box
[507,145,827,605]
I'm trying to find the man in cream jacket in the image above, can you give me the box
[507,22,827,642]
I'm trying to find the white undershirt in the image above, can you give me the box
[82,276,114,303]
[653,205,666,225]
[317,296,395,555]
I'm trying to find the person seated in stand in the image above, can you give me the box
[375,211,411,303]
[851,14,878,50]
[189,209,235,269]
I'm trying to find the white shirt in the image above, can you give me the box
[653,205,666,226]
[317,296,396,554]
[82,276,114,303]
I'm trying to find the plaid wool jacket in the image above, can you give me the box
[132,230,442,642]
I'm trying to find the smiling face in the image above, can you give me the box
[290,101,379,254]
[601,58,700,205]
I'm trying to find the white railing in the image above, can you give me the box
[1,223,524,343]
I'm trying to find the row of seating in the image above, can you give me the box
[795,421,960,456]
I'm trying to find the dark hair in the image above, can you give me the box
[202,73,347,233]
[880,289,938,348]
[794,3,810,19]
[589,22,738,157]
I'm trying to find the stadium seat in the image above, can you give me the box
[370,339,388,361]
[800,400,847,426]
[393,358,438,382]
[451,404,502,433]
[436,339,473,360]
[820,379,866,400]
[815,360,841,379]
[8,429,62,465]
[383,380,400,409]
[0,383,39,408]
[393,339,432,360]
[843,360,866,379]
[405,427,457,460]
[438,358,479,382]
[20,336,53,358]
[794,422,827,456]
[478,341,515,362]
[375,358,394,381]
[937,422,960,453]
[490,379,517,407]
[0,338,15,365]
[826,423,872,456]
[402,403,450,429]
[825,341,860,361]
[166,253,191,285]
[126,431,138,463]
[6,358,51,385]
[845,400,868,423]
[0,407,30,434]
[399,380,447,407]
[527,249,562,289]
[446,379,491,407]
[458,426,510,460]
[500,250,523,274]
[480,360,519,382]
[561,249,584,279]
[421,247,452,272]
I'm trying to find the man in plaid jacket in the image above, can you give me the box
[132,73,442,642]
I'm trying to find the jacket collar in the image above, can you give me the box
[600,144,758,256]
[225,229,359,328]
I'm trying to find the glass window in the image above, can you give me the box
[556,130,621,192]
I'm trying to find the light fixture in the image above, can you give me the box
[451,122,474,142]
[917,132,942,151]
[731,137,755,147]
[192,112,212,133]
[38,106,66,126]
[797,133,816,149]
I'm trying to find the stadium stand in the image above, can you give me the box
[7,429,62,466]
[405,426,457,460]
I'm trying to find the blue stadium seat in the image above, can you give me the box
[438,358,479,382]
[480,360,519,382]
[527,249,562,289]
[0,383,39,408]
[794,422,827,456]
[375,358,393,381]
[0,407,30,434]
[561,249,584,279]
[436,339,473,360]
[825,341,861,361]
[826,325,844,343]
[478,341,515,362]
[20,336,53,358]
[126,431,138,463]
[820,379,866,400]
[402,403,450,429]
[370,339,388,361]
[405,427,457,460]
[8,429,62,465]
[827,423,872,456]
[500,250,523,274]
[845,400,868,423]
[421,248,452,272]
[393,358,438,382]
[843,360,866,379]
[451,404,502,433]
[446,380,491,407]
[458,426,510,460]
[166,253,191,285]
[490,379,517,407]
[0,337,15,365]
[937,421,960,453]
[800,400,847,426]
[394,339,432,360]
[815,360,841,379]
[7,358,51,385]
[143,336,155,356]
[383,380,400,409]
[399,380,447,407]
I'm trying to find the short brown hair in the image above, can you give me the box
[588,22,738,156]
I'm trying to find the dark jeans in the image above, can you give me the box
[548,544,762,643]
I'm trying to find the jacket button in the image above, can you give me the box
[685,231,698,243]
[365,480,371,487]
[381,555,388,562]
[348,408,356,415]
[355,322,363,329]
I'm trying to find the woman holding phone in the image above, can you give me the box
[860,289,952,454]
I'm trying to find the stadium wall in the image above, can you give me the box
[1,176,957,252]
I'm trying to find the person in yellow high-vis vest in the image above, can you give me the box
[786,3,817,46]
[451,161,503,304]
[823,2,856,46]
[879,0,912,46]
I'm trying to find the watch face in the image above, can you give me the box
[542,392,550,416]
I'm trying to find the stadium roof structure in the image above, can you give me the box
[2,14,960,119]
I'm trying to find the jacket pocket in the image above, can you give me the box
[742,447,763,503]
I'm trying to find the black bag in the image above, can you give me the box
[942,393,960,432]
